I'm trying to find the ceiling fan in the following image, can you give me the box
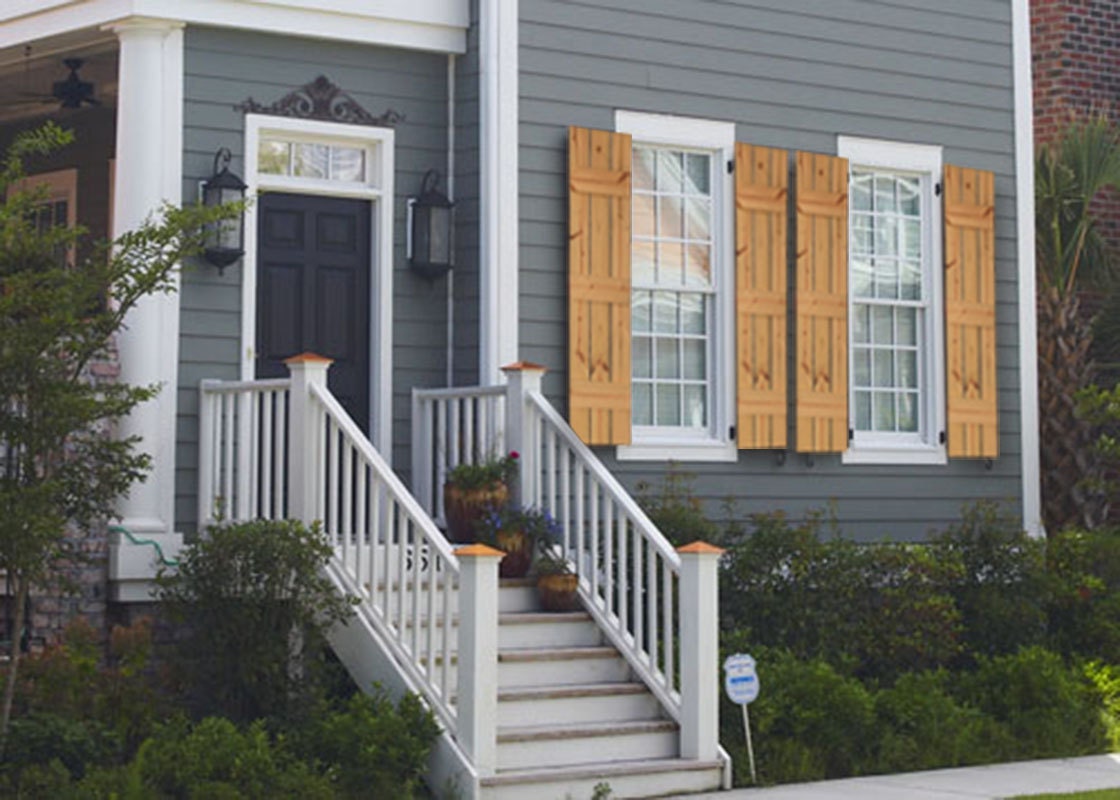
[51,58,100,109]
[11,56,101,110]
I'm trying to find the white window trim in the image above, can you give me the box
[243,114,395,459]
[615,111,736,463]
[838,136,946,466]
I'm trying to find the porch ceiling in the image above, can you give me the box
[0,35,117,125]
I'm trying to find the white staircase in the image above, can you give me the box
[198,357,730,799]
[483,579,724,799]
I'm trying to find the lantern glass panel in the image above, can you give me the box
[428,206,451,264]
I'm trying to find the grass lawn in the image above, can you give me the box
[1009,791,1120,799]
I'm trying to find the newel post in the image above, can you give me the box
[286,353,333,524]
[501,361,547,506]
[455,544,503,775]
[678,541,725,761]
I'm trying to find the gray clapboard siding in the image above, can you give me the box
[518,0,1023,539]
[177,26,453,533]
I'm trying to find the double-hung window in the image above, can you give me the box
[616,112,735,462]
[838,137,946,465]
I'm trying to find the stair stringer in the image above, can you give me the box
[324,562,481,800]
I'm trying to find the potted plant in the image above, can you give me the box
[474,505,559,578]
[535,545,579,611]
[442,451,518,542]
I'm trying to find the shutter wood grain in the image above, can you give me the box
[944,164,998,459]
[736,143,789,449]
[568,126,632,445]
[795,152,849,453]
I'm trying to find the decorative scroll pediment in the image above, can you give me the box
[236,76,404,127]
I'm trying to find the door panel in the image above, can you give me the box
[256,192,371,432]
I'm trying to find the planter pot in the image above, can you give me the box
[443,481,508,543]
[495,529,533,578]
[537,573,579,612]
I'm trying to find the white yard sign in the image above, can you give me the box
[723,653,759,783]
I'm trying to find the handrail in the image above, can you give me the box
[524,389,684,717]
[526,391,681,568]
[308,381,461,731]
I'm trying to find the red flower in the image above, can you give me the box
[509,450,520,459]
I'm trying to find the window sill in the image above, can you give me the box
[617,439,737,463]
[842,444,947,466]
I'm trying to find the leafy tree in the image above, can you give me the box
[0,122,237,746]
[156,519,357,724]
[1035,114,1120,531]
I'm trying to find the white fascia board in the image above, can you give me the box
[1012,0,1043,538]
[1,0,467,55]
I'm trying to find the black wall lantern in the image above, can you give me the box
[202,147,247,273]
[408,169,454,280]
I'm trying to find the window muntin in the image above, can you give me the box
[631,145,714,433]
[850,168,928,438]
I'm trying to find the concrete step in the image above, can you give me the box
[497,681,662,727]
[495,719,679,771]
[480,757,724,800]
[498,646,632,688]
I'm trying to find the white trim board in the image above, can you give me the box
[479,0,519,384]
[1012,0,1043,537]
[1,0,467,55]
[243,114,395,460]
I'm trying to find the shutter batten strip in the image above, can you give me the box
[568,126,633,445]
[944,164,998,459]
[735,143,789,449]
[795,152,849,453]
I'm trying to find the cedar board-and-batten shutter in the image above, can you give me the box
[944,165,998,459]
[568,126,633,445]
[795,152,849,453]
[736,143,789,449]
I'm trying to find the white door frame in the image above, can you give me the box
[242,113,395,458]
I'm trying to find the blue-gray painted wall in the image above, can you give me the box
[177,26,455,533]
[517,0,1024,540]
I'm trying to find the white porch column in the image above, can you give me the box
[677,541,724,761]
[109,17,184,536]
[455,543,502,776]
[501,361,546,506]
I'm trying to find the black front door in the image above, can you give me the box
[256,192,371,431]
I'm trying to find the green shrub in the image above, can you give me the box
[934,501,1048,660]
[1084,660,1120,750]
[735,649,877,783]
[957,646,1107,759]
[1047,529,1120,663]
[290,688,440,799]
[873,670,1014,771]
[157,519,356,722]
[721,512,962,679]
[135,716,334,799]
[0,712,119,784]
[635,466,719,547]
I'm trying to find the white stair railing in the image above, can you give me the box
[198,378,291,526]
[411,363,726,767]
[411,385,507,524]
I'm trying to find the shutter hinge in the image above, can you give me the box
[729,425,737,440]
[727,160,735,174]
[939,430,946,445]
[935,182,942,196]
[848,427,854,442]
